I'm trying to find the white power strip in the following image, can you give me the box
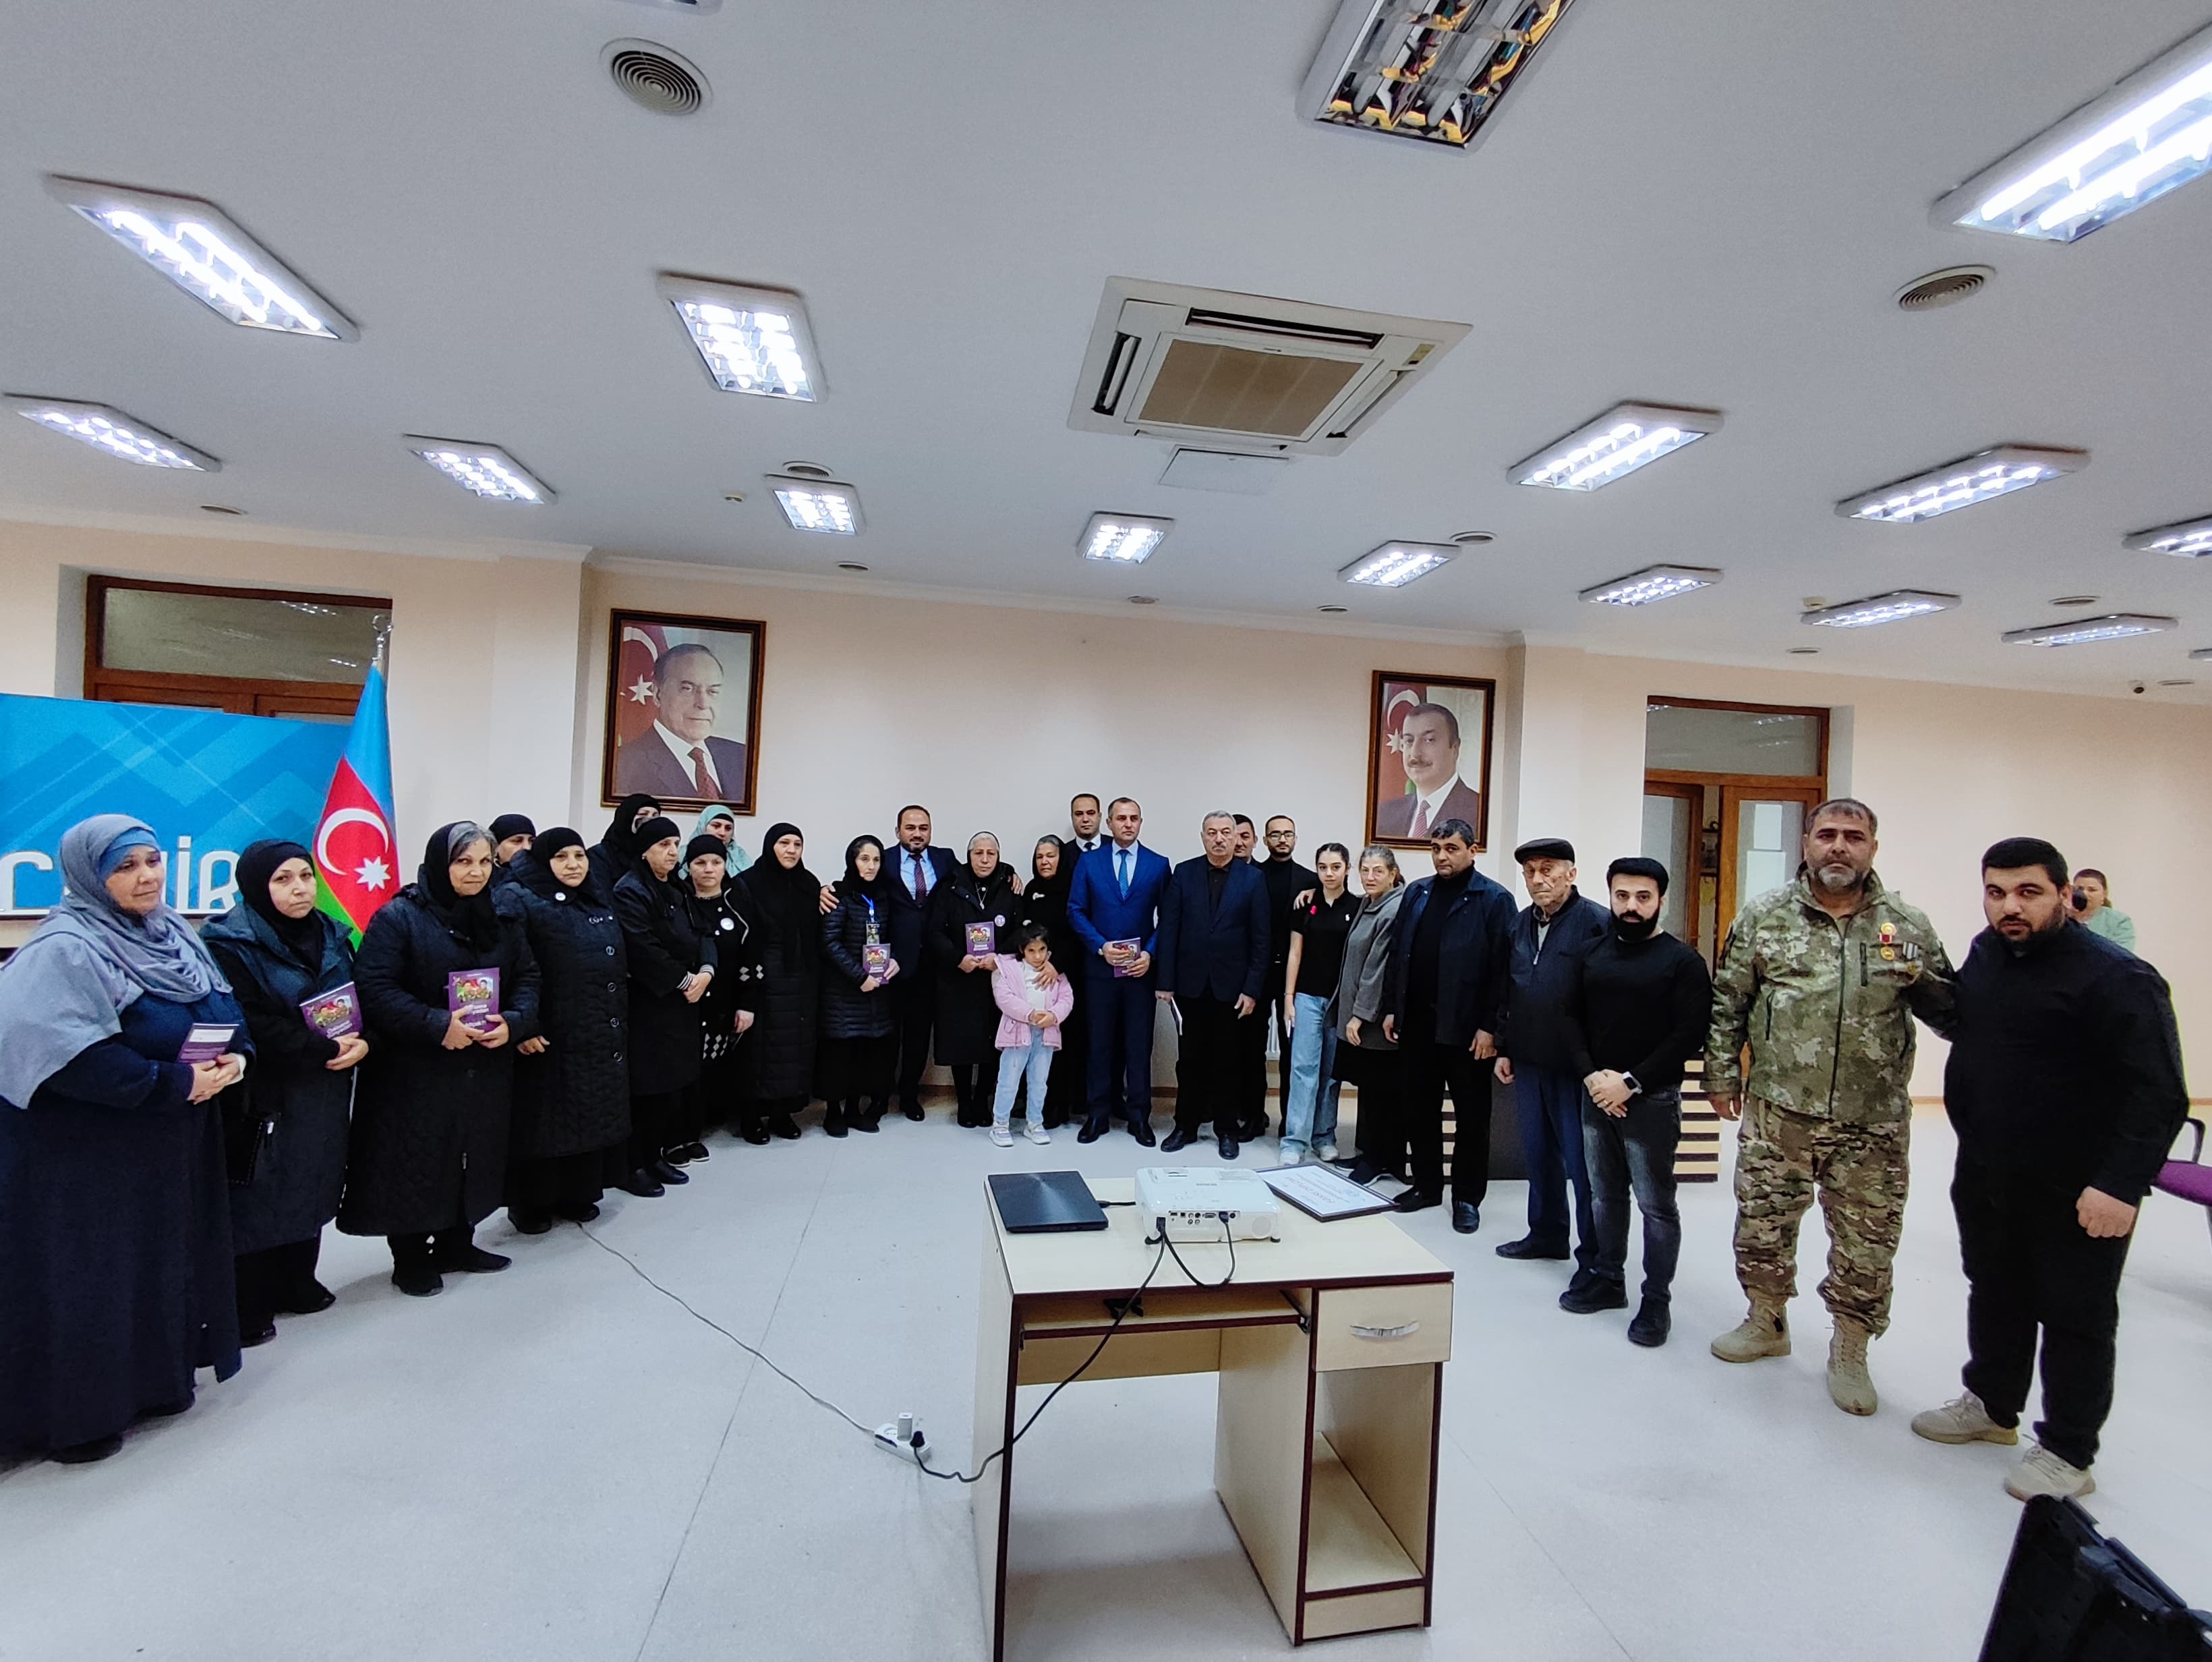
[873,1413,929,1460]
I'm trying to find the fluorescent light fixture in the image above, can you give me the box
[1339,542,1455,588]
[2124,513,2212,557]
[2002,614,2176,648]
[1836,445,2085,523]
[45,177,354,340]
[1801,590,1961,629]
[4,395,219,470]
[1578,565,1721,606]
[769,475,862,535]
[658,276,819,399]
[2190,648,2212,662]
[406,438,553,504]
[1301,0,1581,150]
[1934,22,2212,243]
[1078,512,1171,565]
[1512,402,1722,492]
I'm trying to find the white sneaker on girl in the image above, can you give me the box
[989,1126,1014,1147]
[1023,1122,1051,1145]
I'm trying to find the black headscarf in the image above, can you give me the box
[685,833,729,871]
[236,838,324,965]
[514,826,602,904]
[837,835,892,906]
[631,815,684,881]
[739,821,819,944]
[598,794,662,864]
[1028,836,1074,905]
[417,821,501,950]
[489,813,535,846]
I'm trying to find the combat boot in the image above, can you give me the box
[1709,1299,1790,1363]
[1827,1321,1878,1415]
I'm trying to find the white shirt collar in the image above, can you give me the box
[652,720,718,792]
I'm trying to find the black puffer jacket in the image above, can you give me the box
[820,890,898,1041]
[497,856,631,1161]
[927,865,1021,1066]
[612,867,713,1097]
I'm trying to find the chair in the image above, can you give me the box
[2151,1116,2211,1248]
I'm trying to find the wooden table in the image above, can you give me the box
[972,1176,1454,1656]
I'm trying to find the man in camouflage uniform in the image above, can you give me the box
[1706,799,1955,1414]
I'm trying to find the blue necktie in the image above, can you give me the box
[1117,849,1130,897]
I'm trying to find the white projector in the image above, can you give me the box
[1134,1167,1281,1242]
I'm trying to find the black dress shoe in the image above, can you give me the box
[902,1103,925,1122]
[1160,1128,1196,1153]
[653,1158,691,1184]
[275,1282,337,1315]
[1076,1122,1105,1144]
[1494,1234,1569,1261]
[1452,1202,1481,1234]
[1627,1298,1671,1347]
[241,1320,277,1348]
[824,1114,848,1139]
[770,1115,802,1141]
[436,1242,512,1274]
[740,1123,770,1146]
[850,1114,881,1133]
[1217,1137,1241,1161]
[552,1201,601,1222]
[392,1263,445,1297]
[508,1209,554,1236]
[620,1169,667,1197]
[1129,1122,1156,1147]
[1391,1190,1441,1213]
[1559,1280,1629,1315]
[52,1433,124,1464]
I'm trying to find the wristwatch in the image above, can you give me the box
[1620,1073,1642,1097]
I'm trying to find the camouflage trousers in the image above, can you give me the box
[1732,1097,1910,1336]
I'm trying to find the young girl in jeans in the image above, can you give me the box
[989,923,1074,1147]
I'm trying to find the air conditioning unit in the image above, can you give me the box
[1068,277,1468,458]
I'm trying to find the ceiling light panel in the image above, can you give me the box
[1801,590,1961,629]
[769,476,862,535]
[1339,542,1455,588]
[1836,445,2085,523]
[658,276,820,400]
[5,395,219,470]
[406,438,553,503]
[2002,614,2176,648]
[1579,565,1721,606]
[1302,0,1580,150]
[45,177,354,340]
[1078,512,1172,565]
[1512,403,1722,492]
[2124,513,2212,557]
[1935,22,2212,243]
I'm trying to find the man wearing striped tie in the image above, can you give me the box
[1374,702,1483,841]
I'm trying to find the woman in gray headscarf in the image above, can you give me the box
[0,815,250,1464]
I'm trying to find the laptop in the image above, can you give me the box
[989,1170,1108,1233]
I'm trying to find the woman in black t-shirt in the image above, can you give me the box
[1281,842,1359,1163]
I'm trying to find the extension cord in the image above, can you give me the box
[873,1412,929,1461]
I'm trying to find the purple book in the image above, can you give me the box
[177,1023,237,1064]
[299,982,360,1040]
[965,923,997,959]
[863,942,892,977]
[448,967,501,1033]
[1109,938,1144,979]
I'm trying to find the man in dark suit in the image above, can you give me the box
[1155,811,1272,1159]
[1067,793,1106,857]
[882,803,956,1121]
[614,642,749,803]
[1383,818,1517,1233]
[1374,701,1481,841]
[1067,797,1171,1144]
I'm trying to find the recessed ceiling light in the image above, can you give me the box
[2157,678,2194,687]
[1513,402,1721,492]
[658,276,820,400]
[201,504,245,515]
[768,474,861,534]
[1078,512,1172,565]
[4,395,219,470]
[1933,22,2212,243]
[1579,565,1722,606]
[1788,647,1820,656]
[1127,594,1157,606]
[836,561,869,573]
[722,491,745,503]
[1836,445,2085,523]
[1339,542,1455,589]
[782,461,832,478]
[1801,590,1962,629]
[1450,529,1496,545]
[1316,604,1349,614]
[2189,648,2212,662]
[2050,594,2100,607]
[406,437,554,503]
[2124,513,2212,557]
[2002,614,2176,647]
[46,177,353,340]
[1301,0,1581,149]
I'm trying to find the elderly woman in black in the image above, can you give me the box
[927,831,1021,1128]
[339,822,540,1298]
[201,840,365,1344]
[683,834,757,1149]
[588,793,662,898]
[818,834,900,1137]
[496,828,631,1233]
[733,822,822,1141]
[1018,835,1082,1130]
[612,816,712,1194]
[0,815,248,1464]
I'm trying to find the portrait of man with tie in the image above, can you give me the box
[1368,672,1494,850]
[602,611,764,813]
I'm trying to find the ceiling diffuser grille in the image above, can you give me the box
[604,40,709,115]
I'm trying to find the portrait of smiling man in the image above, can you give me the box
[614,639,753,805]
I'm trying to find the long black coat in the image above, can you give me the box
[338,887,540,1238]
[200,904,358,1254]
[819,891,898,1041]
[927,865,1020,1066]
[687,884,761,1054]
[734,868,821,1104]
[612,869,712,1097]
[497,865,631,1160]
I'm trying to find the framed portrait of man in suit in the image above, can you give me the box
[600,610,765,813]
[1366,671,1494,850]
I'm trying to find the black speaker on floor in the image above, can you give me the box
[1980,1495,2210,1661]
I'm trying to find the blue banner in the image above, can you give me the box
[0,694,349,915]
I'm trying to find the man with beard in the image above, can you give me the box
[1706,799,1956,1415]
[1911,838,2184,1501]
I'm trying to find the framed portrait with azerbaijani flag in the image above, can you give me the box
[601,610,765,813]
[1366,670,1496,852]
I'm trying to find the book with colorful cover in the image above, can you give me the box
[964,922,997,959]
[177,1023,238,1064]
[447,968,501,1033]
[1109,938,1144,978]
[863,942,892,977]
[299,982,360,1039]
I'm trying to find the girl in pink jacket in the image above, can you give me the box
[988,923,1075,1147]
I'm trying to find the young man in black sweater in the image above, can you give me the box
[1911,837,2186,1502]
[1563,856,1712,1346]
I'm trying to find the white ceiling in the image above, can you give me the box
[4,0,2212,698]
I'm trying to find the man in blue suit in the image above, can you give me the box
[883,804,958,1122]
[1067,797,1171,1144]
[1155,812,1272,1158]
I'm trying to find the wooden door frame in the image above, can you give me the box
[1715,783,1826,947]
[83,575,390,712]
[1639,780,1704,954]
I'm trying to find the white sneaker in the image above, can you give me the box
[1911,1391,2019,1446]
[1022,1122,1051,1145]
[2004,1443,2095,1502]
[989,1126,1014,1148]
[1314,1141,1338,1162]
[1279,1145,1307,1166]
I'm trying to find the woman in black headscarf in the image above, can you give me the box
[926,832,1021,1128]
[339,822,540,1298]
[1018,835,1084,1130]
[732,823,821,1140]
[201,840,363,1345]
[817,835,900,1137]
[495,828,631,1233]
[683,834,758,1149]
[587,793,662,899]
[612,816,713,1192]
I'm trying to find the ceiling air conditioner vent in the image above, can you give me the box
[1069,278,1467,457]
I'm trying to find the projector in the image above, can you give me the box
[1134,1167,1281,1242]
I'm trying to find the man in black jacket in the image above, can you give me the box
[1382,820,1517,1231]
[1155,812,1272,1158]
[1494,836,1611,1278]
[1564,857,1711,1345]
[883,805,957,1122]
[1911,837,2187,1503]
[1248,815,1318,1140]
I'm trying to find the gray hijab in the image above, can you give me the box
[0,815,227,1108]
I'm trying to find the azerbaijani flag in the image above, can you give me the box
[312,655,399,944]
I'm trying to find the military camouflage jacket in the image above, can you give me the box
[1704,872,1956,1124]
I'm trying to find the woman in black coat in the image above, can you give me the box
[339,822,540,1298]
[495,828,631,1234]
[1017,835,1082,1130]
[683,835,759,1149]
[733,822,822,1141]
[612,815,713,1195]
[587,793,662,900]
[926,832,1021,1128]
[200,839,364,1344]
[817,835,900,1137]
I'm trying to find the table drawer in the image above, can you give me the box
[1312,1282,1452,1371]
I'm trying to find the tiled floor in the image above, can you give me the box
[3,1104,2207,1661]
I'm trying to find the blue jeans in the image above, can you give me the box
[1281,992,1340,1156]
[1579,1091,1683,1300]
[993,1030,1055,1128]
[1516,1066,1597,1268]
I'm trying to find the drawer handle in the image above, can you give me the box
[1349,1320,1420,1342]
